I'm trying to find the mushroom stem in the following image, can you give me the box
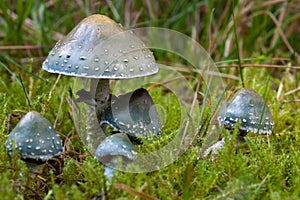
[92,79,110,119]
[104,166,115,181]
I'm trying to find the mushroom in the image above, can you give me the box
[203,89,274,158]
[42,14,159,143]
[95,133,137,180]
[217,88,274,137]
[5,111,64,171]
[100,88,162,138]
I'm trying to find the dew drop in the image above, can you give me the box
[80,56,86,60]
[104,61,109,65]
[123,58,129,63]
[134,56,139,60]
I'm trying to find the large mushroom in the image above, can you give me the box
[42,14,159,144]
[42,14,158,116]
[5,111,64,171]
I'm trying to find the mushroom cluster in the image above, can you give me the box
[41,14,162,177]
[5,111,64,171]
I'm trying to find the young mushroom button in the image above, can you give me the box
[217,89,274,136]
[95,133,137,180]
[5,111,64,163]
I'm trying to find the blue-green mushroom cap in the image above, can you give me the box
[100,88,162,138]
[5,111,64,162]
[42,14,158,79]
[217,89,274,135]
[95,133,136,166]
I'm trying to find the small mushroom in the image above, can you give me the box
[202,89,274,159]
[42,14,159,143]
[217,88,274,136]
[5,111,64,171]
[95,133,136,180]
[100,88,162,138]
